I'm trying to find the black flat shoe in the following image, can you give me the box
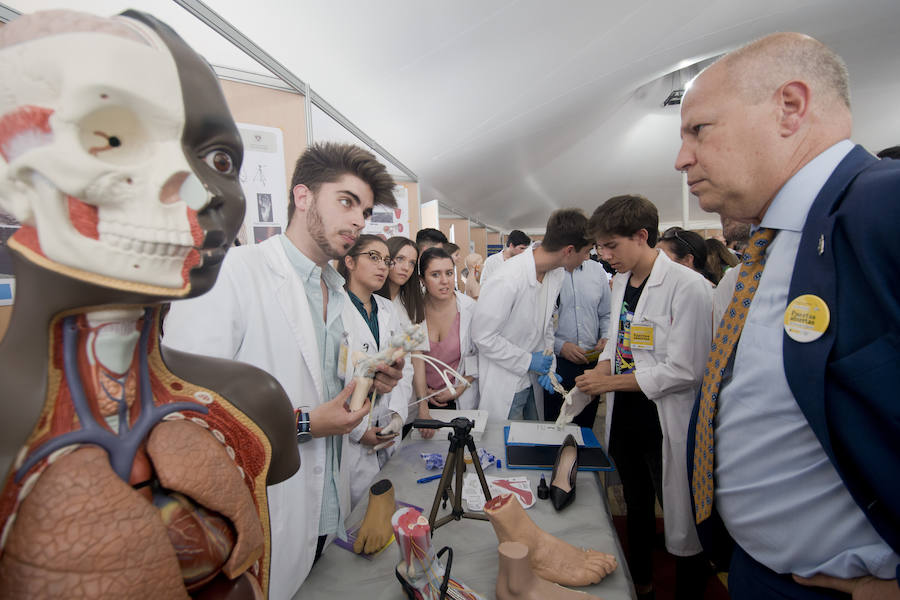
[549,433,578,511]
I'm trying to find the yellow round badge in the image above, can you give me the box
[784,294,830,342]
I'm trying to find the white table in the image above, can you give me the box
[295,418,635,599]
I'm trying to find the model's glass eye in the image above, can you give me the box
[204,149,234,174]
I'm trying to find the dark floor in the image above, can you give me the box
[594,401,730,600]
[611,515,730,600]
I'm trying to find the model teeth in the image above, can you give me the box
[99,231,191,258]
[97,222,194,258]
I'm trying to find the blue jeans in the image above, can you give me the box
[508,386,538,420]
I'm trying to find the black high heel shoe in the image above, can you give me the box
[549,433,578,511]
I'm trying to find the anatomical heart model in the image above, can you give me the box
[0,10,298,598]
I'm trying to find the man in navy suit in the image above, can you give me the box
[676,33,899,599]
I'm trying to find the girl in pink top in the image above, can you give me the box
[417,247,476,411]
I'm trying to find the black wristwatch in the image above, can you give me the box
[296,408,312,444]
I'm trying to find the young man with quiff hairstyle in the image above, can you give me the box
[165,142,405,598]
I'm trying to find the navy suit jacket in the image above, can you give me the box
[687,145,900,576]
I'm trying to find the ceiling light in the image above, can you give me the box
[663,89,684,106]
[661,55,721,107]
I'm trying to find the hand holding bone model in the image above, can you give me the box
[349,323,427,411]
[554,387,591,427]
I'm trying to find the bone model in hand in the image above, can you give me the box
[349,323,427,411]
[554,388,591,428]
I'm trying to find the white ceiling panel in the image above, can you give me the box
[10,0,900,231]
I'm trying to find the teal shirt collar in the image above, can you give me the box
[278,234,345,292]
[347,289,380,349]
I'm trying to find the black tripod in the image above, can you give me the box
[413,417,492,532]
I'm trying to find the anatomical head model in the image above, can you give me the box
[0,10,243,297]
[0,10,297,598]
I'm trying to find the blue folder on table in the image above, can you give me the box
[503,426,614,472]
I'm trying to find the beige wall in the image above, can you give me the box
[421,201,440,231]
[469,226,487,259]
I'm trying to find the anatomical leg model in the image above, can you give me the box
[484,493,617,587]
[496,541,603,600]
[393,506,441,598]
[0,10,297,598]
[392,506,485,600]
[354,479,396,554]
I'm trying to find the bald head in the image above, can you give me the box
[717,32,850,111]
[676,33,854,223]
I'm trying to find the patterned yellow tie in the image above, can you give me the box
[692,227,777,524]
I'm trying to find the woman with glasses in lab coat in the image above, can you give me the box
[376,236,434,439]
[338,235,414,507]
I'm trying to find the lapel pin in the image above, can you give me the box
[817,234,825,256]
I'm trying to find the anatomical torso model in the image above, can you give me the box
[0,10,297,598]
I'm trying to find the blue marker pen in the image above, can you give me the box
[416,473,442,484]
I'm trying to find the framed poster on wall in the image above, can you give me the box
[236,123,288,245]
[363,184,410,239]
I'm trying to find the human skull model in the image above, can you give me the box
[0,10,244,296]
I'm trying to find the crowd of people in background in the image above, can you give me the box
[161,31,898,600]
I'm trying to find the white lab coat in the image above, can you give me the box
[600,250,710,556]
[471,247,564,420]
[342,293,413,507]
[162,236,357,600]
[713,265,739,328]
[392,295,431,425]
[479,249,505,288]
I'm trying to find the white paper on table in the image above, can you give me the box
[506,422,584,446]
[462,474,535,511]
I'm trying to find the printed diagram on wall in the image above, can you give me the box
[363,184,410,239]
[236,123,288,245]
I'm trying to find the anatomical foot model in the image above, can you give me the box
[496,541,603,600]
[353,479,396,554]
[484,493,617,587]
